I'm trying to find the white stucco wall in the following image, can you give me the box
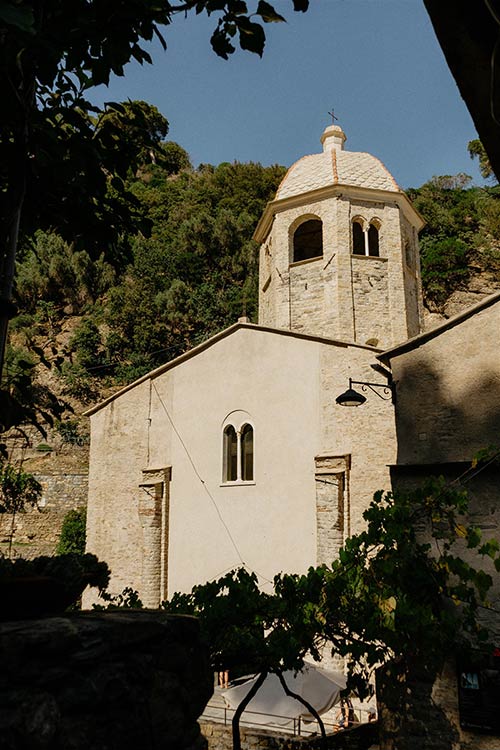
[85,324,396,606]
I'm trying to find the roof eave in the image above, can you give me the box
[378,289,500,364]
[253,184,424,244]
[85,322,383,417]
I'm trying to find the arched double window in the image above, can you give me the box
[352,219,380,257]
[292,218,323,263]
[223,422,254,483]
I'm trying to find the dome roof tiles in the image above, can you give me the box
[275,131,400,201]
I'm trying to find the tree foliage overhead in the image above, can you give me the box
[0,0,308,249]
[0,0,309,401]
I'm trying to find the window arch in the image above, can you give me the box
[293,219,323,263]
[222,415,255,483]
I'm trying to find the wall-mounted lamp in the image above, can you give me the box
[336,378,394,407]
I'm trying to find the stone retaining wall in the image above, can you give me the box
[0,473,88,558]
[200,721,377,750]
[0,610,212,750]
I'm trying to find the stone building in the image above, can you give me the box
[84,123,423,604]
[84,124,500,746]
[378,291,500,749]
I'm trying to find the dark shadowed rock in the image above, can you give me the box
[0,610,212,750]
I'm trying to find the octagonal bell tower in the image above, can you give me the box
[254,124,424,349]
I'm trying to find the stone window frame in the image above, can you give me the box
[351,215,382,258]
[221,411,255,486]
[289,214,324,266]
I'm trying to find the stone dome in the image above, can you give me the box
[275,125,401,200]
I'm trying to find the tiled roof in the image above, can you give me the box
[276,147,400,200]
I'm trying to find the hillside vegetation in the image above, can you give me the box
[408,173,500,311]
[5,138,500,436]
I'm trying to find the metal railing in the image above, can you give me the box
[200,700,375,737]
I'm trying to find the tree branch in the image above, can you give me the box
[232,670,268,750]
[276,670,328,750]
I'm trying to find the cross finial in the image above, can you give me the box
[328,108,339,126]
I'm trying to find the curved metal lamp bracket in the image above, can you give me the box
[349,378,394,401]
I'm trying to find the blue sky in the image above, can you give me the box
[91,1,485,190]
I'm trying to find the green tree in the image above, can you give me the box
[0,461,42,556]
[97,100,170,172]
[164,477,499,750]
[468,139,495,180]
[164,567,330,750]
[56,507,87,555]
[420,236,470,307]
[70,318,104,371]
[0,0,309,387]
[408,172,500,308]
[0,343,68,434]
[104,160,285,380]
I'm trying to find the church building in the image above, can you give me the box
[84,123,426,606]
[83,122,500,748]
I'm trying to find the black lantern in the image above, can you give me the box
[336,378,394,407]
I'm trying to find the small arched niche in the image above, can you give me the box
[292,218,323,263]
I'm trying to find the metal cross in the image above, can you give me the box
[328,109,339,125]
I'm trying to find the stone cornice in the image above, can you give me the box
[253,184,425,244]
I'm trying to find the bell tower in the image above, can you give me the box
[254,124,424,349]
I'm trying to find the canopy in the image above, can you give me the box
[221,662,347,727]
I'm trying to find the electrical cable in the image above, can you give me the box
[151,383,277,588]
[151,381,245,565]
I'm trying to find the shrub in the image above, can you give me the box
[55,418,81,445]
[70,318,104,371]
[59,362,99,403]
[56,508,87,555]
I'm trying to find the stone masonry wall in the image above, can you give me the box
[201,721,377,750]
[315,455,348,566]
[319,344,397,541]
[0,473,88,559]
[351,256,389,347]
[377,657,500,750]
[289,257,336,337]
[258,191,422,350]
[258,197,337,335]
[0,611,212,750]
[400,212,424,338]
[389,299,500,465]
